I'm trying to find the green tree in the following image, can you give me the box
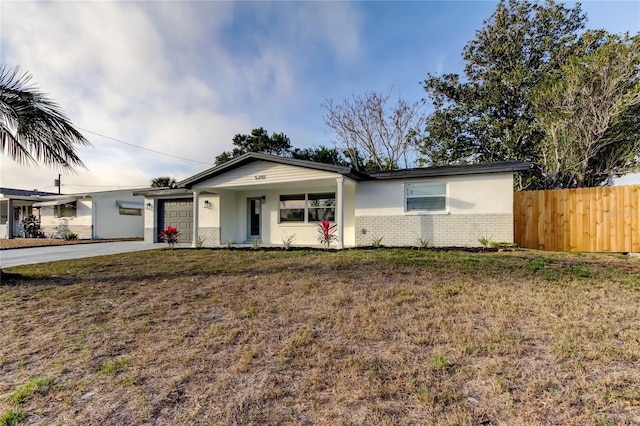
[0,66,91,170]
[291,146,350,166]
[421,0,585,189]
[150,176,177,188]
[214,127,292,165]
[530,31,640,188]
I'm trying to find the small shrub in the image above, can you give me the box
[158,226,180,248]
[371,236,383,248]
[251,239,262,250]
[194,236,205,249]
[416,236,431,248]
[64,232,78,241]
[478,234,494,248]
[1,409,26,426]
[317,219,337,249]
[20,215,44,238]
[281,233,296,250]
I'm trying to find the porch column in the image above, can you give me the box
[192,190,200,247]
[336,177,344,249]
[7,199,13,239]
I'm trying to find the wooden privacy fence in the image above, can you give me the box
[514,185,640,252]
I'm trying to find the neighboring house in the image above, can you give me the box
[32,189,146,239]
[2,186,147,240]
[136,153,530,248]
[0,188,58,239]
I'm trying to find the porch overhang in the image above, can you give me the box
[32,198,77,207]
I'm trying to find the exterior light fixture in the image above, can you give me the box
[146,202,153,211]
[204,200,212,208]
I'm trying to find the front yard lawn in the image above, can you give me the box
[1,249,639,425]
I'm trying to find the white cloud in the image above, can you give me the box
[0,1,365,192]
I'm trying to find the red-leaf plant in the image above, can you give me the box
[317,219,338,248]
[159,226,180,248]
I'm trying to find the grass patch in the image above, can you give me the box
[0,409,26,426]
[6,377,51,405]
[100,358,128,375]
[0,249,639,424]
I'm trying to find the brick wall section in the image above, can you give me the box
[41,224,93,240]
[355,214,513,247]
[198,227,220,246]
[144,227,156,243]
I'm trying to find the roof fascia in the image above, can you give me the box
[365,161,532,180]
[180,153,365,188]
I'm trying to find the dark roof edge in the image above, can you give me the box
[176,154,531,188]
[0,187,59,197]
[180,152,366,188]
[366,161,532,180]
[133,188,193,197]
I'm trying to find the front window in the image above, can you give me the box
[279,192,336,223]
[308,193,335,221]
[405,182,446,212]
[280,194,305,222]
[55,202,76,218]
[119,207,142,216]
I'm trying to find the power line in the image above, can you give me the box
[77,127,212,166]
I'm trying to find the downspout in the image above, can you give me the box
[7,199,13,239]
[336,177,344,249]
[192,190,200,248]
[91,200,97,240]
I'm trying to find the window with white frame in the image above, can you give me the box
[280,194,305,222]
[118,207,142,216]
[55,202,77,218]
[405,182,447,212]
[308,193,335,221]
[279,193,336,223]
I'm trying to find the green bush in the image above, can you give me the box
[64,232,78,241]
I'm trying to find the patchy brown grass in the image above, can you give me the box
[1,249,639,425]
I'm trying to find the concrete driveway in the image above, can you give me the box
[0,241,166,268]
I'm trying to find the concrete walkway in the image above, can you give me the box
[0,241,166,268]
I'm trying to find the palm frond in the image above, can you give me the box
[0,65,92,171]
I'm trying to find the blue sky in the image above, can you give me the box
[1,1,639,192]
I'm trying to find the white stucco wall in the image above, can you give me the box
[194,162,353,247]
[91,193,144,239]
[353,172,515,247]
[355,172,514,216]
[219,190,239,244]
[39,198,92,238]
[214,183,355,247]
[198,193,219,228]
[38,191,143,239]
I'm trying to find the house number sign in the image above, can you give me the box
[254,175,267,180]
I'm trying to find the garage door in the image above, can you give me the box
[158,198,193,244]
